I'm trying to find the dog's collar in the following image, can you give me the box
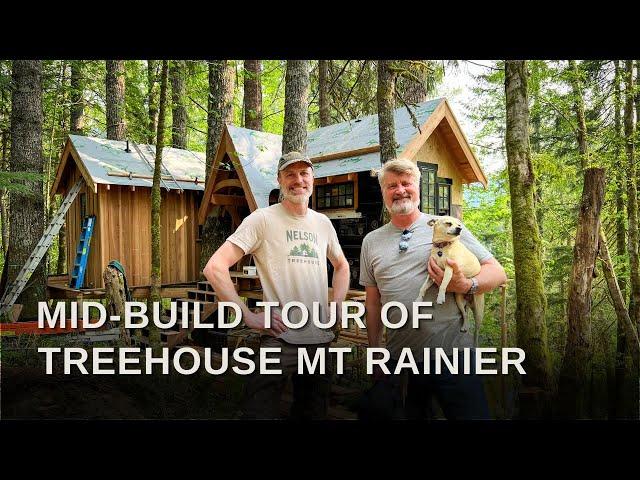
[432,241,453,249]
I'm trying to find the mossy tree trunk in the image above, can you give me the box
[282,60,309,154]
[504,60,552,417]
[598,228,640,418]
[623,61,640,336]
[149,60,168,349]
[613,61,627,298]
[147,60,159,144]
[105,60,126,141]
[8,60,46,320]
[243,60,263,131]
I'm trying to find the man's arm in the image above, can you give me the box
[427,257,507,295]
[203,241,287,335]
[364,286,383,348]
[329,253,350,304]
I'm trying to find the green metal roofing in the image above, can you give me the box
[224,98,445,208]
[306,97,442,159]
[66,135,206,191]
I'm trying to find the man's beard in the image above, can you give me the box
[281,185,312,205]
[386,196,419,215]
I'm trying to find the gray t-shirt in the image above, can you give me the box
[359,212,493,362]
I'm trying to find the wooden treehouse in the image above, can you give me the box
[199,98,488,288]
[50,135,205,291]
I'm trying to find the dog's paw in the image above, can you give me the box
[436,293,446,304]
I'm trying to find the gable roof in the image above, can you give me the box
[199,98,487,223]
[51,135,206,196]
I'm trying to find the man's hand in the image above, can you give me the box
[244,309,288,337]
[427,257,472,294]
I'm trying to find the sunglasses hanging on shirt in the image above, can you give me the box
[399,229,413,252]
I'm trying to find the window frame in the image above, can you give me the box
[417,162,453,216]
[314,180,357,211]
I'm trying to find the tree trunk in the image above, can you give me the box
[169,60,188,149]
[504,60,552,417]
[243,60,263,131]
[636,60,640,199]
[105,60,126,140]
[319,60,331,127]
[623,61,640,333]
[147,60,159,144]
[8,60,45,320]
[613,60,627,298]
[598,228,640,418]
[568,60,588,169]
[557,168,605,418]
[205,61,235,177]
[69,60,84,135]
[377,60,398,163]
[282,60,309,154]
[200,61,236,272]
[0,119,8,254]
[149,60,168,348]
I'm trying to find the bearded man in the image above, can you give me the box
[359,158,507,420]
[204,151,350,419]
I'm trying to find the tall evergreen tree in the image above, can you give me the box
[377,60,397,163]
[149,60,168,349]
[69,60,84,135]
[504,60,552,417]
[282,60,309,154]
[318,60,331,127]
[243,60,263,131]
[200,60,236,271]
[105,60,126,140]
[169,60,187,148]
[7,60,45,319]
[623,61,640,333]
[147,60,159,144]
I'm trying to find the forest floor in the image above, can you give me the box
[0,335,362,420]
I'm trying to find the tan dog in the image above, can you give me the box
[415,216,485,346]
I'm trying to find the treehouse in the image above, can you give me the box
[198,98,487,288]
[50,135,205,289]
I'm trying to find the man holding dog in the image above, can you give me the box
[204,151,350,419]
[359,158,507,420]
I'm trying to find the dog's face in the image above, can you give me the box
[427,216,463,241]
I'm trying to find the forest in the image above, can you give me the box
[0,59,638,420]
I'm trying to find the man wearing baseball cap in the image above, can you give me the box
[204,151,350,419]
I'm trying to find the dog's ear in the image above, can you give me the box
[427,219,436,227]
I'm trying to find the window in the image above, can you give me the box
[437,178,452,216]
[316,182,354,210]
[418,162,452,216]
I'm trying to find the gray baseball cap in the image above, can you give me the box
[278,151,314,171]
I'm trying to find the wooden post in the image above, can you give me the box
[103,265,130,346]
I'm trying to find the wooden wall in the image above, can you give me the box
[63,164,200,288]
[63,166,101,288]
[412,126,465,206]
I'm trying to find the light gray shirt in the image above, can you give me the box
[359,212,493,362]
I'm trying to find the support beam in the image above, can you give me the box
[210,194,248,206]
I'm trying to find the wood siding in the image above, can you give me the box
[412,126,465,205]
[63,163,200,288]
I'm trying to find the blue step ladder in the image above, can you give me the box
[70,215,96,289]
